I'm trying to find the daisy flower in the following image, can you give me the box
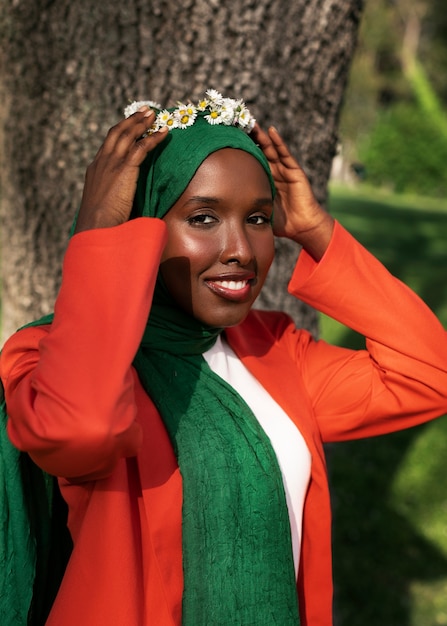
[175,103,198,129]
[123,90,255,134]
[155,109,178,131]
[204,107,224,125]
[236,105,256,131]
[196,98,209,111]
[219,99,238,125]
[124,100,162,118]
[206,89,224,105]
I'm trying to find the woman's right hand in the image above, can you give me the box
[74,108,168,233]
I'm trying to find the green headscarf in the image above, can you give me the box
[132,110,300,624]
[133,112,275,218]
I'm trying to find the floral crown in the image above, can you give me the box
[124,89,256,135]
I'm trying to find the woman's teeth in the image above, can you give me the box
[215,280,248,291]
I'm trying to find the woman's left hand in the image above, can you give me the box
[251,124,334,260]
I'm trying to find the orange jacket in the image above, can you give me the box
[2,218,446,626]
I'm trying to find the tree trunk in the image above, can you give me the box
[0,0,364,340]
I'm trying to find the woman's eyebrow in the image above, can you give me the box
[184,196,220,206]
[185,196,273,207]
[252,197,274,208]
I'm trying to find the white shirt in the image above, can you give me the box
[203,335,311,575]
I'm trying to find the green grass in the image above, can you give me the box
[323,184,447,626]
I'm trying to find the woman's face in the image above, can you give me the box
[160,148,275,328]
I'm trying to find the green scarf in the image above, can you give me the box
[0,316,72,626]
[133,114,300,624]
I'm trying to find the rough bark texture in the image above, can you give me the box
[0,0,364,340]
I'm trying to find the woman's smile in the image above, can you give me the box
[205,268,256,300]
[160,148,275,328]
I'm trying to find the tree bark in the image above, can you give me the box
[0,0,364,340]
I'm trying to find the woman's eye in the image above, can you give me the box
[187,213,216,225]
[248,214,271,225]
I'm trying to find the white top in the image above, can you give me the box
[203,335,311,576]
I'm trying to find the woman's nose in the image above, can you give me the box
[220,224,254,265]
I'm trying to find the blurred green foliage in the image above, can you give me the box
[359,102,447,196]
[323,184,447,626]
[339,0,447,197]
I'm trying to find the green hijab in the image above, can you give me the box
[132,106,300,624]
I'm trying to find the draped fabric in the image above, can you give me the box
[132,110,275,220]
[1,309,71,625]
[1,111,301,624]
[132,115,299,623]
[0,393,37,626]
[0,387,72,626]
[134,277,300,624]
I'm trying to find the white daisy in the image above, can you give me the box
[219,99,238,125]
[123,100,162,118]
[196,98,209,111]
[206,89,224,105]
[155,109,178,131]
[224,97,243,110]
[204,107,224,125]
[123,90,255,134]
[175,103,198,129]
[237,106,256,131]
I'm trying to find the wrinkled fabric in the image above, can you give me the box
[0,117,301,624]
[133,117,299,624]
[0,392,71,626]
[133,111,275,219]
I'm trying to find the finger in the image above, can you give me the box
[100,108,157,157]
[127,126,169,166]
[267,127,301,170]
[253,123,300,167]
[251,123,279,161]
[250,122,269,146]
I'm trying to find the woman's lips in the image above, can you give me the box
[205,278,253,301]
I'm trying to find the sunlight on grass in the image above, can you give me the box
[410,580,447,626]
[392,419,447,549]
[392,419,447,625]
[329,182,447,213]
[323,184,447,626]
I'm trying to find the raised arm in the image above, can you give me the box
[1,111,169,480]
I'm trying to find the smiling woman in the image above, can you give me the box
[1,90,446,626]
[160,149,275,327]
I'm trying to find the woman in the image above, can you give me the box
[1,91,446,626]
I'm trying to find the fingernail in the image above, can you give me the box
[137,105,154,118]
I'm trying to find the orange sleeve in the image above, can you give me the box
[1,218,167,479]
[288,221,447,441]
